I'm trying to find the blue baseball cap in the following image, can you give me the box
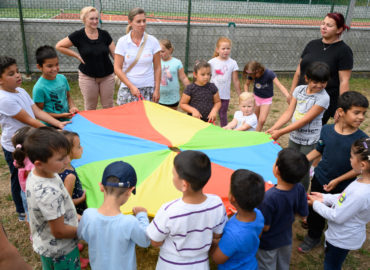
[102,161,137,194]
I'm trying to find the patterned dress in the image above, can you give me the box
[59,168,87,215]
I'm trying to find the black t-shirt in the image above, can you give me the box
[69,28,114,78]
[298,38,353,98]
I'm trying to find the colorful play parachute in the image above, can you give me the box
[65,100,281,216]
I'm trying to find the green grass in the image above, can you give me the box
[0,8,78,19]
[1,7,369,23]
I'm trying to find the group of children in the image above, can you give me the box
[4,124,370,270]
[0,34,369,270]
[157,36,289,133]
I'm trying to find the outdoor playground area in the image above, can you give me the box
[0,0,370,269]
[0,77,369,270]
[1,7,370,27]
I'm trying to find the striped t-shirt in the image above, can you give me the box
[147,194,227,269]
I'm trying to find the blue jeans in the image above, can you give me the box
[324,241,349,270]
[20,190,29,222]
[2,147,25,214]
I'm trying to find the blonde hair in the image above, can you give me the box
[80,6,98,23]
[160,39,174,53]
[243,61,265,79]
[239,92,254,103]
[213,37,232,58]
[126,7,146,34]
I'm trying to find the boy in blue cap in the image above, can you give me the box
[77,161,150,270]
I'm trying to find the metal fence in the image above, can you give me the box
[0,0,369,74]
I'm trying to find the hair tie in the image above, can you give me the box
[363,142,368,149]
[16,144,22,149]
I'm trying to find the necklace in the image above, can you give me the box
[322,38,340,51]
[322,43,333,51]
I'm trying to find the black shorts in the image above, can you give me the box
[159,101,179,107]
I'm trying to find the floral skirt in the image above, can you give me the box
[116,86,154,105]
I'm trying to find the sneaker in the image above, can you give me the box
[298,235,321,253]
[18,212,26,222]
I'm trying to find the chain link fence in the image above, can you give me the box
[0,0,369,73]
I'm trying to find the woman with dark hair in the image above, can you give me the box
[114,7,161,104]
[290,12,353,124]
[56,6,116,110]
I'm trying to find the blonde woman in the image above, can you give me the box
[114,7,161,104]
[56,6,115,110]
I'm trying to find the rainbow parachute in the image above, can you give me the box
[66,100,280,216]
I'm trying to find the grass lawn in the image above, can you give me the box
[1,7,370,23]
[0,8,78,19]
[0,74,369,269]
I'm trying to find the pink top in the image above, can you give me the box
[13,157,34,192]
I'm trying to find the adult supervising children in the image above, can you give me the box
[114,8,161,104]
[291,12,353,124]
[56,6,115,110]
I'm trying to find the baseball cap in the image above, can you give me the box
[101,161,137,194]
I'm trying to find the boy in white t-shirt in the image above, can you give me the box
[0,56,67,221]
[147,150,227,269]
[223,92,257,131]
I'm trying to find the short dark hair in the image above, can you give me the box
[103,176,129,197]
[305,62,330,83]
[337,91,369,112]
[174,150,211,191]
[0,56,16,76]
[230,169,265,212]
[276,148,309,184]
[35,45,58,66]
[24,127,70,163]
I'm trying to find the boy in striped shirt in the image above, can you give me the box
[147,150,227,269]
